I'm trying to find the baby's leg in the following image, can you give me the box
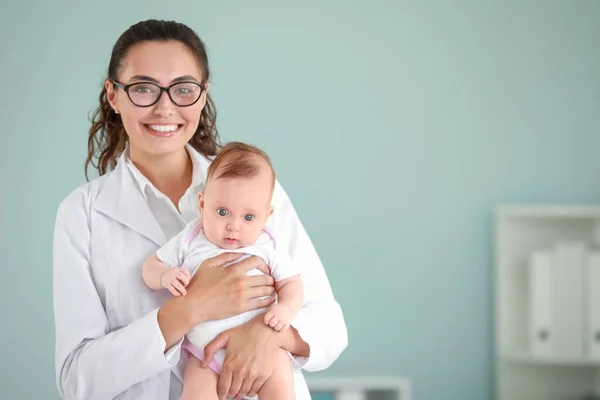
[181,354,219,400]
[257,348,295,400]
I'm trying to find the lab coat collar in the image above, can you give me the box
[93,153,167,247]
[125,144,211,202]
[93,145,214,247]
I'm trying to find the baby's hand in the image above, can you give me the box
[160,268,191,296]
[264,304,293,331]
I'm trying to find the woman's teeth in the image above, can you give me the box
[149,125,178,132]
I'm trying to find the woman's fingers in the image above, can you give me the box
[236,377,254,400]
[246,274,274,287]
[227,372,244,400]
[247,285,276,299]
[244,297,275,313]
[232,255,270,275]
[217,366,233,400]
[203,331,229,367]
[208,252,244,268]
[247,378,264,398]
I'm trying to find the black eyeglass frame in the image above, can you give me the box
[111,80,206,107]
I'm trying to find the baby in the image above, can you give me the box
[142,142,303,400]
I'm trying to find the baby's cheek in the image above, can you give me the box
[244,227,263,245]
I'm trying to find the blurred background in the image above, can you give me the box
[1,1,600,399]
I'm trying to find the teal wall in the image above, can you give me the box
[1,1,600,399]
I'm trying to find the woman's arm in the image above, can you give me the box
[54,189,276,400]
[53,188,190,400]
[277,323,310,357]
[269,181,348,371]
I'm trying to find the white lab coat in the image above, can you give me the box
[52,149,348,400]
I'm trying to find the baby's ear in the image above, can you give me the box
[197,192,205,214]
[267,206,274,219]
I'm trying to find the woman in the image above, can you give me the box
[52,19,347,400]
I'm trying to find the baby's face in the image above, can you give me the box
[199,168,274,250]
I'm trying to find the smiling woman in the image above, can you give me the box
[104,40,210,168]
[85,30,218,180]
[53,19,347,400]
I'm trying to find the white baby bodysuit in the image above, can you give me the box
[156,217,300,369]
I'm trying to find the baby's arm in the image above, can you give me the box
[264,275,303,331]
[142,225,195,296]
[276,275,304,316]
[142,254,191,296]
[142,254,167,290]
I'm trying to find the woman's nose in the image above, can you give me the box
[153,91,175,117]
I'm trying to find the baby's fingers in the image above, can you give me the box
[275,321,286,331]
[264,311,274,326]
[177,271,190,286]
[268,316,280,328]
[172,280,187,296]
[167,285,181,297]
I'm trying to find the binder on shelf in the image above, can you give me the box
[552,242,586,357]
[336,391,366,400]
[589,252,600,358]
[529,250,553,356]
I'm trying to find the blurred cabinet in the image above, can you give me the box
[495,206,600,400]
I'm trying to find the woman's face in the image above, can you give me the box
[106,40,208,159]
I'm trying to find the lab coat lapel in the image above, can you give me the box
[94,157,166,247]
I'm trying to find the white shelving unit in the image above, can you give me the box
[495,205,600,400]
[306,376,411,400]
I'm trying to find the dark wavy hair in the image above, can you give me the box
[85,19,220,180]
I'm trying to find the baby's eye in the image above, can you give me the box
[244,214,255,222]
[217,208,228,216]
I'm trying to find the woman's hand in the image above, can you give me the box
[203,316,282,400]
[158,253,275,350]
[185,253,276,323]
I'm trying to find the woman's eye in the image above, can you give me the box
[133,85,153,93]
[217,208,228,216]
[244,214,255,222]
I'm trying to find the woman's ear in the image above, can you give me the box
[105,80,120,114]
[198,82,209,109]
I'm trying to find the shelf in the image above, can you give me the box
[495,205,600,399]
[500,351,600,367]
[496,205,600,219]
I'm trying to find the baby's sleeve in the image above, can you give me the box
[269,245,301,282]
[155,228,187,267]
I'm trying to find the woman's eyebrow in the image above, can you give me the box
[171,75,199,83]
[128,75,200,84]
[128,75,159,83]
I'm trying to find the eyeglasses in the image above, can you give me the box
[111,80,206,107]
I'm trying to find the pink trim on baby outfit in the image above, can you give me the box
[185,221,204,243]
[183,338,222,374]
[261,226,276,248]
